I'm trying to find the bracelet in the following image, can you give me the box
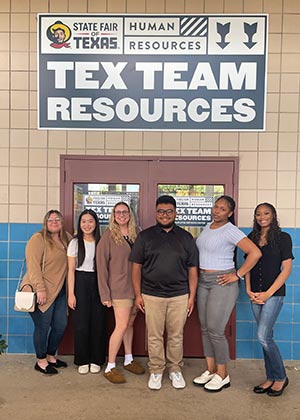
[236,270,243,280]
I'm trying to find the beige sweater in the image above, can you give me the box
[21,232,71,312]
[96,229,135,303]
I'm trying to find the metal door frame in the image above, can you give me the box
[60,155,239,358]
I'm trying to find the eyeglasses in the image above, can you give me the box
[156,209,174,216]
[47,217,61,222]
[114,210,130,216]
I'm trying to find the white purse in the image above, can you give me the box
[14,260,36,312]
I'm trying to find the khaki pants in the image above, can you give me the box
[143,293,188,374]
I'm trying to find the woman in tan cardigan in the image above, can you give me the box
[96,202,145,383]
[21,210,71,375]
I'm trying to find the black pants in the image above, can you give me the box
[72,271,106,366]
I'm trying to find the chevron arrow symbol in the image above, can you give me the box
[244,22,257,49]
[216,22,231,49]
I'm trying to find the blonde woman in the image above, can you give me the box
[21,210,71,375]
[96,202,145,383]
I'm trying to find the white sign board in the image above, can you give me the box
[38,14,268,131]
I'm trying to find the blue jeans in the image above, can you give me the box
[251,296,286,381]
[30,286,68,359]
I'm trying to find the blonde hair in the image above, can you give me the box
[40,209,70,248]
[109,202,137,245]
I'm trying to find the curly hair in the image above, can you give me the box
[109,202,137,245]
[249,202,281,247]
[40,209,70,248]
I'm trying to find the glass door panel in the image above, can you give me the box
[73,183,140,235]
[158,184,224,236]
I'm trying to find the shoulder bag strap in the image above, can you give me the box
[17,259,34,292]
[17,259,26,290]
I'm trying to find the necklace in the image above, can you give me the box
[259,235,268,247]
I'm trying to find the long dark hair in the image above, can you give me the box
[215,195,236,225]
[249,202,281,247]
[76,209,100,268]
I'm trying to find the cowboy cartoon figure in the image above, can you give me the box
[47,21,71,48]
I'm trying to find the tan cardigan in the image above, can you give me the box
[21,232,71,312]
[96,229,135,303]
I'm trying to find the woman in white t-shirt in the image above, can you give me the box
[193,196,261,392]
[67,209,106,374]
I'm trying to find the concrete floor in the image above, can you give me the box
[0,355,300,420]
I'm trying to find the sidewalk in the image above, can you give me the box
[0,355,299,420]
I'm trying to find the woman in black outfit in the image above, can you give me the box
[245,203,293,397]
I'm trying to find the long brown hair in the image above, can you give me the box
[40,209,70,248]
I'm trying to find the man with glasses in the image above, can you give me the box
[130,195,198,390]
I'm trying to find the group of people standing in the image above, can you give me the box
[20,195,293,397]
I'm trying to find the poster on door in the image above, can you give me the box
[84,194,135,224]
[38,14,267,131]
[175,196,213,227]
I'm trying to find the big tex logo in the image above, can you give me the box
[46,20,72,49]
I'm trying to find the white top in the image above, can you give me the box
[67,238,95,272]
[196,222,246,270]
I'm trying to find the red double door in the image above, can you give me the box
[60,155,238,359]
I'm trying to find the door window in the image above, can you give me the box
[73,183,140,234]
[157,184,224,236]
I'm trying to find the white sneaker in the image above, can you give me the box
[204,374,230,392]
[78,364,89,374]
[90,364,101,374]
[148,373,163,390]
[193,370,216,386]
[169,371,186,389]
